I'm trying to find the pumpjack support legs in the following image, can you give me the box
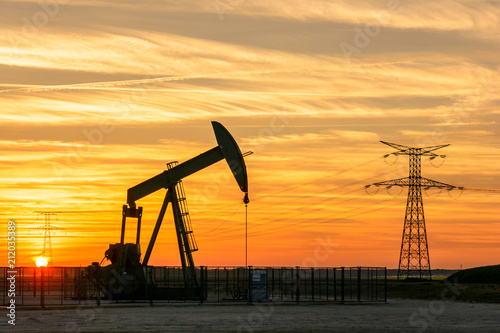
[142,192,170,266]
[121,206,143,245]
[170,186,198,288]
[138,186,199,289]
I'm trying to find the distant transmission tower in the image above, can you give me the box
[366,141,462,280]
[31,211,65,266]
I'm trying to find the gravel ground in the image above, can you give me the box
[2,298,500,332]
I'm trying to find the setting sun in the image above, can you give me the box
[35,257,48,268]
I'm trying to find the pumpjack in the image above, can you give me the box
[85,121,249,300]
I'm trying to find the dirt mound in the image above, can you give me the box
[447,264,500,284]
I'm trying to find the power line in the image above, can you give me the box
[462,188,500,193]
[253,156,381,203]
[210,198,400,241]
[198,184,396,240]
[195,164,416,238]
[199,202,243,236]
[194,155,383,235]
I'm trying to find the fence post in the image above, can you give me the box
[60,268,63,305]
[271,268,274,300]
[3,267,6,305]
[97,266,101,306]
[33,267,36,298]
[341,267,345,304]
[334,268,337,302]
[279,268,283,301]
[200,266,204,305]
[40,267,45,308]
[21,267,24,306]
[368,267,371,300]
[149,267,153,306]
[326,268,329,302]
[217,267,220,302]
[237,268,240,300]
[384,267,387,303]
[131,269,135,303]
[318,269,322,300]
[248,266,253,304]
[295,266,300,304]
[224,267,228,299]
[349,268,353,300]
[311,268,315,302]
[357,267,361,302]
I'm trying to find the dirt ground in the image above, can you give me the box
[2,298,500,332]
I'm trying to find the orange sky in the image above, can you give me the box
[1,0,499,269]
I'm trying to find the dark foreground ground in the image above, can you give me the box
[1,298,500,333]
[2,280,499,332]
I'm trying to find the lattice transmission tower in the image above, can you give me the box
[31,211,65,266]
[366,141,462,280]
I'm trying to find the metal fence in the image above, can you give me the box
[201,266,387,303]
[1,266,386,307]
[1,267,84,307]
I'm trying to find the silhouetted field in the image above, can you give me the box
[387,279,500,303]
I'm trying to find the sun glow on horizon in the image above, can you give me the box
[36,256,48,268]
